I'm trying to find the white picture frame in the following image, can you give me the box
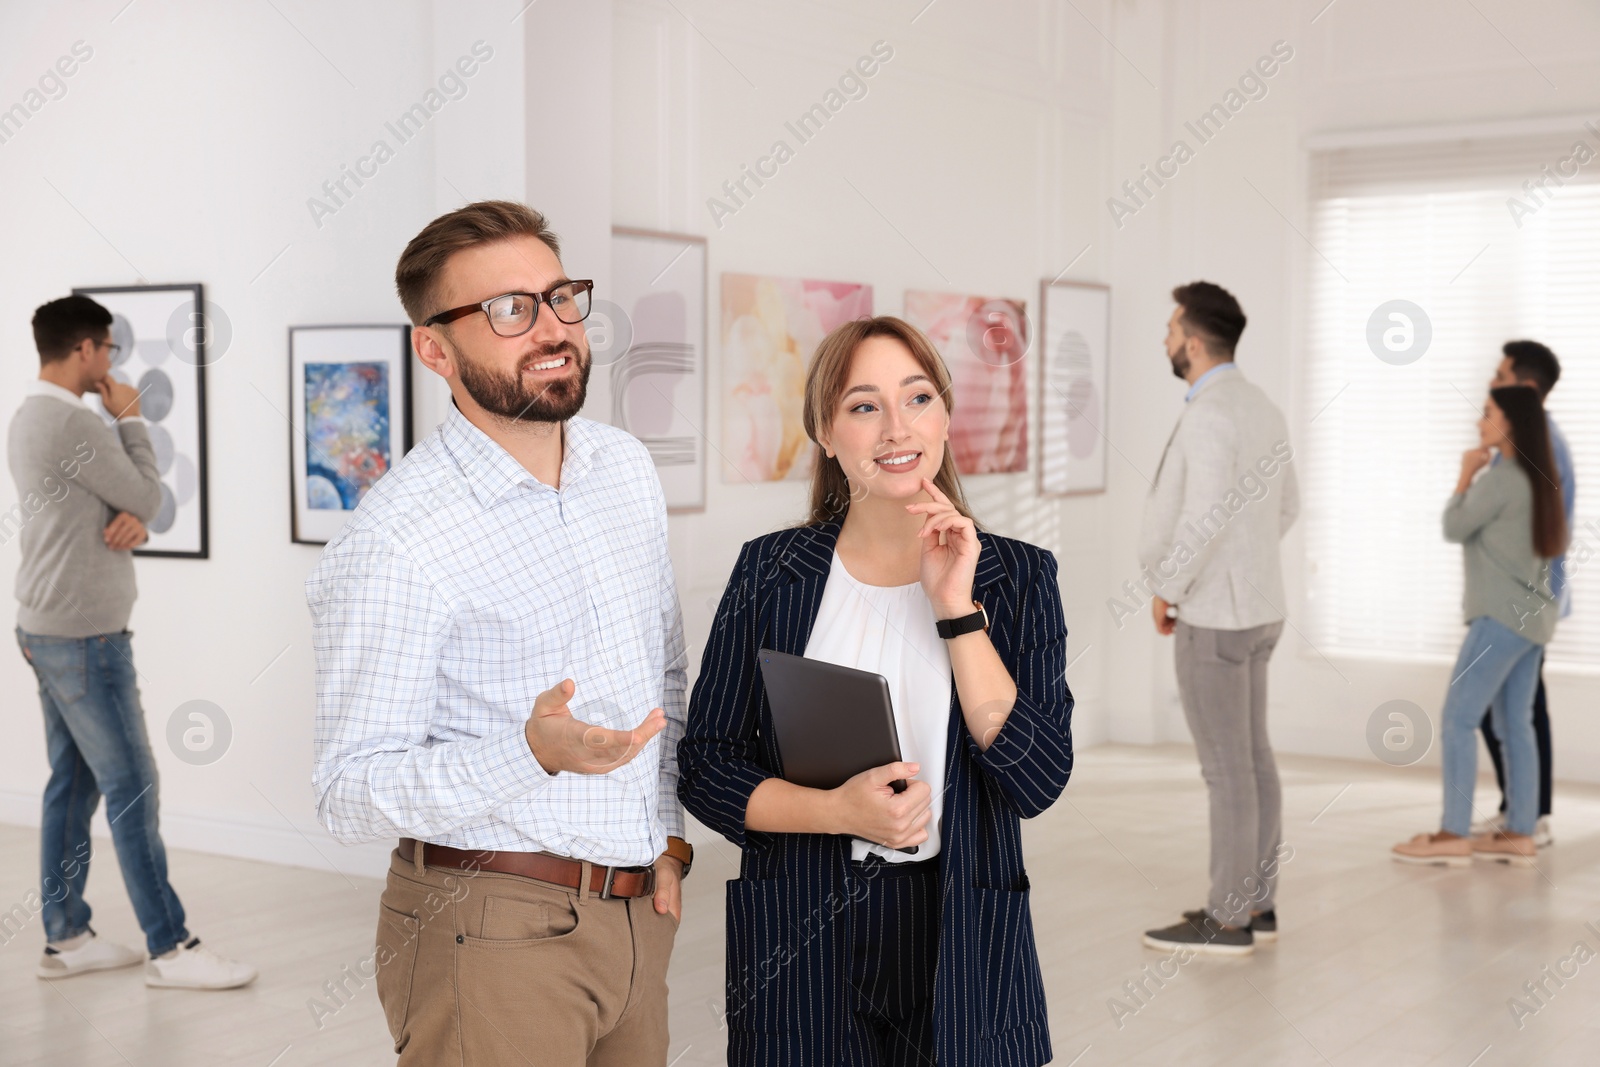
[289,325,412,544]
[588,228,708,511]
[1039,280,1111,497]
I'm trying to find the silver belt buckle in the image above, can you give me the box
[599,865,618,900]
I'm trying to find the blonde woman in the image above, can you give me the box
[680,316,1074,1066]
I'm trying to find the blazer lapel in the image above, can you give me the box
[762,521,840,656]
[1152,416,1183,486]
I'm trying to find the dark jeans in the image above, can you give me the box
[1481,666,1553,818]
[16,628,189,956]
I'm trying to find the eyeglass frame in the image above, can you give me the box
[422,279,595,336]
[96,337,123,358]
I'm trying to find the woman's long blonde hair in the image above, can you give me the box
[799,316,976,527]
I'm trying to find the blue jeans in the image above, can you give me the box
[16,628,189,956]
[1440,617,1542,837]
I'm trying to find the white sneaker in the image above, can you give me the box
[1533,815,1554,849]
[1470,812,1506,836]
[36,930,143,979]
[145,938,257,990]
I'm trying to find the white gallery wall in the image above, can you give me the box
[609,0,1120,757]
[0,0,1597,882]
[0,1,537,878]
[1100,0,1600,779]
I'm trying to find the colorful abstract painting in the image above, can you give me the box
[721,273,873,482]
[304,361,392,510]
[903,291,1029,475]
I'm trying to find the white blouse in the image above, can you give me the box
[802,551,953,862]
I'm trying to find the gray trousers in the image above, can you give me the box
[1174,619,1285,928]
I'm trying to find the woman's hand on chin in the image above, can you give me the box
[908,477,980,617]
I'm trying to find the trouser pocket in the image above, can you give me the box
[374,901,422,1051]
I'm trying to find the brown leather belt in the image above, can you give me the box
[397,838,657,899]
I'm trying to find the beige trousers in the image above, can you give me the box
[374,847,678,1065]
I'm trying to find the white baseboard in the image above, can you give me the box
[0,788,394,881]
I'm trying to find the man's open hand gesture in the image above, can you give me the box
[523,678,667,776]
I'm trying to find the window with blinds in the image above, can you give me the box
[1305,129,1599,670]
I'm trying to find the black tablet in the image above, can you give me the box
[756,648,919,855]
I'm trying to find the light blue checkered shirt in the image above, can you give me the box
[307,404,686,867]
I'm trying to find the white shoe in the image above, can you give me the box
[1469,812,1506,836]
[1533,815,1554,849]
[145,938,257,990]
[36,930,143,979]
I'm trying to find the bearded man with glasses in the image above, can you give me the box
[308,201,692,1065]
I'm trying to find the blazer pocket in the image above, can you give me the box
[973,886,1047,1037]
[724,877,809,1033]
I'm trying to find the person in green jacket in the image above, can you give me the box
[1392,385,1567,868]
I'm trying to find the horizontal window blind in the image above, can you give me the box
[1305,130,1600,670]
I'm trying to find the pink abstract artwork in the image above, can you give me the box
[903,290,1029,475]
[721,273,873,482]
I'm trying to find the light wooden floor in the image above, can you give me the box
[2,744,1598,1066]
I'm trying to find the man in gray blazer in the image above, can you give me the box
[1136,282,1299,956]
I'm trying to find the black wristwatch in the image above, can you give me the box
[936,601,989,640]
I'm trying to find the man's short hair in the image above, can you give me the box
[1171,281,1246,359]
[1502,339,1560,399]
[32,295,112,365]
[394,200,563,326]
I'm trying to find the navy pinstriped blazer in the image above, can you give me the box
[679,519,1073,1066]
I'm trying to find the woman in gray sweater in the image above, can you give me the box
[1393,386,1567,868]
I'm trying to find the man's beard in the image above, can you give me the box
[455,339,591,423]
[1168,345,1190,381]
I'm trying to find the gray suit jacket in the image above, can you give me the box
[1137,366,1299,630]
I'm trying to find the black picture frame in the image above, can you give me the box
[71,282,210,559]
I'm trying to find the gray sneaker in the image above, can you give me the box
[1144,911,1254,956]
[1183,907,1276,943]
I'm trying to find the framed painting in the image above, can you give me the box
[585,228,708,511]
[721,273,873,483]
[71,283,210,558]
[903,290,1029,475]
[1038,279,1110,496]
[289,325,412,544]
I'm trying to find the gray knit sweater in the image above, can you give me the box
[1442,460,1558,645]
[6,386,163,637]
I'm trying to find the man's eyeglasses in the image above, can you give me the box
[423,280,594,337]
[98,339,123,358]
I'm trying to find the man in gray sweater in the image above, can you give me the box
[9,295,253,989]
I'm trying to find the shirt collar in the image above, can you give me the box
[440,401,603,508]
[27,379,88,408]
[1185,361,1238,402]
